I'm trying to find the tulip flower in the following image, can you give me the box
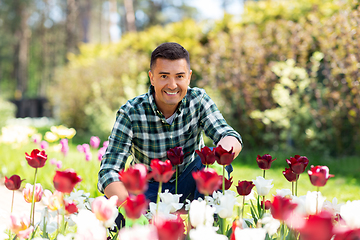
[23,183,43,203]
[214,190,237,218]
[155,215,185,240]
[90,136,101,149]
[5,175,25,213]
[286,155,309,174]
[219,176,233,190]
[296,211,334,240]
[192,168,222,196]
[119,163,149,195]
[256,154,276,170]
[339,200,360,229]
[252,176,274,196]
[25,149,47,168]
[98,146,106,161]
[283,167,297,182]
[195,146,216,165]
[262,199,272,210]
[167,146,185,194]
[53,169,82,193]
[159,189,184,213]
[91,196,118,227]
[270,195,298,221]
[40,140,49,150]
[123,194,148,220]
[189,200,216,228]
[214,145,235,166]
[60,138,69,156]
[150,159,175,184]
[50,125,76,139]
[5,175,24,191]
[333,228,360,240]
[308,165,334,187]
[118,225,158,240]
[65,200,78,214]
[44,131,59,142]
[42,190,64,211]
[9,212,34,238]
[236,180,255,196]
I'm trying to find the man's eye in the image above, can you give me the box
[177,75,184,78]
[160,75,167,79]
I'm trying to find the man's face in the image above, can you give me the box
[149,58,192,115]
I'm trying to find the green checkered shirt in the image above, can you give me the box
[97,86,242,193]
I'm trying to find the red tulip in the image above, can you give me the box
[256,154,276,170]
[195,146,216,165]
[219,176,233,190]
[65,201,78,214]
[283,167,297,182]
[192,168,222,195]
[4,175,24,191]
[155,215,185,240]
[167,146,184,166]
[236,180,255,196]
[119,164,149,195]
[123,194,148,220]
[150,159,176,183]
[308,165,334,187]
[297,211,334,240]
[25,149,47,168]
[261,199,272,210]
[286,155,309,174]
[53,169,82,193]
[270,195,298,221]
[214,145,235,166]
[333,228,360,240]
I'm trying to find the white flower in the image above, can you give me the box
[148,202,176,220]
[322,197,343,216]
[189,225,227,240]
[189,200,216,228]
[340,200,360,229]
[252,177,274,196]
[73,209,107,240]
[65,190,91,210]
[305,191,326,215]
[118,224,159,240]
[213,190,237,218]
[245,190,256,201]
[234,227,267,240]
[159,189,184,213]
[275,189,292,198]
[292,195,306,215]
[261,213,281,236]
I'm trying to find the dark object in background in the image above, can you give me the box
[11,98,52,118]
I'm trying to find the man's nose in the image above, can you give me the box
[167,77,177,89]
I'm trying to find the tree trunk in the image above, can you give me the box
[65,0,78,57]
[124,0,137,32]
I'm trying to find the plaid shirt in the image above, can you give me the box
[97,86,242,193]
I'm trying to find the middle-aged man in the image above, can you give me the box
[98,42,243,226]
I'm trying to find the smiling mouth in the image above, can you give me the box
[165,91,179,95]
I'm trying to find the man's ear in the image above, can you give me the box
[149,70,154,86]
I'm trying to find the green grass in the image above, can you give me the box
[1,141,360,204]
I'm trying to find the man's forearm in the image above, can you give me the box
[104,181,129,207]
[217,136,242,159]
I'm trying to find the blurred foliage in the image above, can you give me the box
[0,98,16,129]
[51,0,360,156]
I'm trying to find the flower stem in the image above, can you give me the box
[30,168,38,226]
[262,196,265,216]
[295,174,299,196]
[241,196,245,220]
[263,169,265,179]
[175,166,178,195]
[292,182,294,196]
[11,191,14,213]
[156,182,163,215]
[316,187,319,214]
[222,166,225,195]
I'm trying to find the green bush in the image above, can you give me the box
[0,98,16,129]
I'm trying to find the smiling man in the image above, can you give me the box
[98,42,243,227]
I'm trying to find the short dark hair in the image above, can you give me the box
[150,42,190,70]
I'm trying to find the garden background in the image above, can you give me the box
[1,0,360,201]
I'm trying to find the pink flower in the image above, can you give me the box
[40,141,49,150]
[25,149,47,168]
[103,141,109,148]
[65,200,78,214]
[90,136,101,149]
[85,151,92,161]
[98,147,106,161]
[192,168,222,195]
[150,159,176,183]
[214,145,235,166]
[9,213,34,238]
[60,138,69,156]
[308,165,334,187]
[92,196,118,227]
[4,175,24,191]
[22,183,43,203]
[123,194,148,220]
[119,164,149,195]
[42,190,64,211]
[53,169,82,193]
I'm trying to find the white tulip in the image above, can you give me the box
[275,189,292,198]
[213,190,237,218]
[340,200,360,229]
[234,227,266,240]
[189,200,216,228]
[118,225,159,240]
[261,213,281,236]
[73,210,107,240]
[322,197,343,216]
[252,177,274,196]
[189,225,227,240]
[305,191,326,215]
[159,189,183,213]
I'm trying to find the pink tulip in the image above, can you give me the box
[85,151,92,161]
[92,196,118,227]
[22,183,43,203]
[42,190,64,211]
[40,141,49,150]
[103,141,109,148]
[9,212,34,238]
[98,146,106,161]
[60,138,69,156]
[90,136,101,149]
